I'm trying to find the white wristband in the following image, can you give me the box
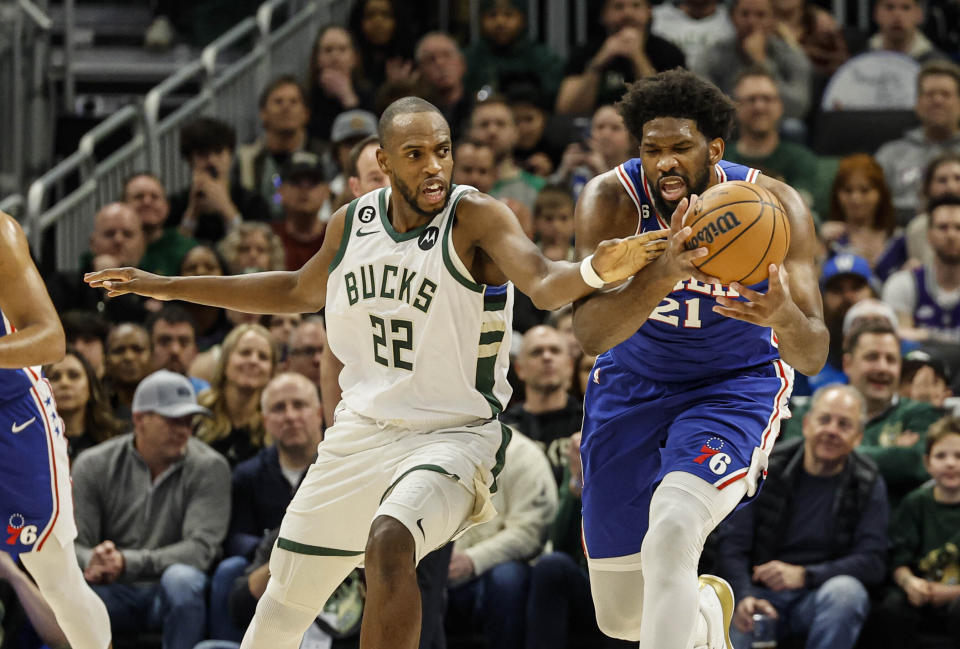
[580,254,605,289]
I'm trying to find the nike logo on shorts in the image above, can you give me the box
[11,417,36,433]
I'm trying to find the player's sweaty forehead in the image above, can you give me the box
[384,111,451,152]
[640,117,705,148]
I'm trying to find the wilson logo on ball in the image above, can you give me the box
[684,211,742,248]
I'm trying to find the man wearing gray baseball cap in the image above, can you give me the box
[70,370,231,649]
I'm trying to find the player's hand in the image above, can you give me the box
[591,229,669,284]
[713,264,797,329]
[903,575,931,607]
[752,560,805,591]
[448,551,475,581]
[733,597,778,632]
[651,195,720,285]
[85,267,169,300]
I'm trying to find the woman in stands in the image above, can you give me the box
[195,323,277,467]
[44,348,124,462]
[822,153,906,281]
[348,0,416,91]
[307,25,375,142]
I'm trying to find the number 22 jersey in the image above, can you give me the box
[326,186,513,428]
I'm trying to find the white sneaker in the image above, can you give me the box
[698,575,735,649]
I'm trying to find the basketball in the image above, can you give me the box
[684,181,790,286]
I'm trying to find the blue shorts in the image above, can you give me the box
[580,354,793,559]
[0,378,76,558]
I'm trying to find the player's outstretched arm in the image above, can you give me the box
[571,173,716,356]
[85,205,349,315]
[713,176,828,376]
[461,192,667,311]
[0,212,66,368]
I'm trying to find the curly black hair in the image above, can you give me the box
[617,69,735,143]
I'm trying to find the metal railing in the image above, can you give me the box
[26,0,325,271]
[0,194,26,220]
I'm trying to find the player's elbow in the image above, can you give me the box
[45,322,67,364]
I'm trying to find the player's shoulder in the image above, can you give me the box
[0,211,23,249]
[452,187,513,223]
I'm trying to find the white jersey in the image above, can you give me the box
[326,185,514,428]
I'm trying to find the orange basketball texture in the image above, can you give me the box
[684,181,790,285]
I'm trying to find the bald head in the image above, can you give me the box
[378,96,446,148]
[261,372,323,453]
[261,371,320,411]
[90,202,145,266]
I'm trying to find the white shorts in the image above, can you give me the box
[277,407,510,563]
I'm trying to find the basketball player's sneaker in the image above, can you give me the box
[698,575,735,649]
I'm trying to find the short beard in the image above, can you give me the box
[393,175,448,219]
[648,150,712,219]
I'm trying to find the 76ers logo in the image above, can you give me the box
[693,437,732,476]
[6,513,37,546]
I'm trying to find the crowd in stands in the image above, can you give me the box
[2,0,960,647]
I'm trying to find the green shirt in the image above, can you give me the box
[140,228,198,277]
[890,485,960,584]
[725,141,835,223]
[463,37,565,99]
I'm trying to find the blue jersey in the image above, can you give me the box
[612,158,780,382]
[0,308,39,401]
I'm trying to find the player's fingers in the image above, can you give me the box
[680,193,699,227]
[669,197,689,234]
[728,281,763,302]
[638,229,670,243]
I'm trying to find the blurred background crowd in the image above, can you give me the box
[1,0,960,648]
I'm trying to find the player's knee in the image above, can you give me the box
[641,494,706,577]
[365,515,416,583]
[594,603,643,641]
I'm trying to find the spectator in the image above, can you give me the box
[306,25,375,143]
[44,348,124,461]
[453,140,497,193]
[905,153,960,265]
[821,154,906,280]
[177,245,232,353]
[558,0,686,115]
[693,0,813,122]
[347,135,389,199]
[875,60,960,221]
[104,322,152,423]
[167,117,271,244]
[146,304,209,395]
[798,254,876,396]
[899,349,953,409]
[61,310,110,379]
[884,194,960,349]
[48,203,150,325]
[262,313,302,362]
[726,67,829,220]
[72,370,230,649]
[195,323,278,467]
[501,325,582,485]
[463,0,564,101]
[874,415,960,647]
[533,185,576,262]
[552,104,633,200]
[445,431,558,649]
[651,0,734,68]
[218,222,286,275]
[415,32,472,141]
[269,153,330,271]
[123,172,197,277]
[773,0,849,76]
[470,96,545,211]
[237,76,327,219]
[718,384,888,649]
[285,317,327,396]
[328,110,379,203]
[867,0,945,62]
[347,0,416,90]
[210,372,324,641]
[509,84,563,179]
[792,321,941,505]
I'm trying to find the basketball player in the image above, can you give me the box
[572,69,828,649]
[85,97,667,649]
[0,211,112,649]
